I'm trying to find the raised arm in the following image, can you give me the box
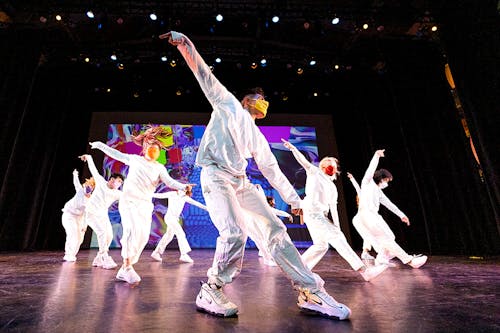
[80,154,106,184]
[160,31,233,108]
[72,169,82,192]
[89,141,131,165]
[347,172,361,194]
[362,149,385,185]
[152,191,179,200]
[281,139,315,172]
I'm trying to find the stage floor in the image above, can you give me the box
[0,249,498,333]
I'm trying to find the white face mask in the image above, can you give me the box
[379,181,388,189]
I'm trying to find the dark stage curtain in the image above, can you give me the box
[0,28,91,250]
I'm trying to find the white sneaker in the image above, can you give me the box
[151,251,162,262]
[297,289,351,320]
[179,254,194,263]
[196,282,238,317]
[116,266,141,284]
[375,254,397,267]
[359,264,388,281]
[408,255,428,269]
[258,250,264,257]
[361,251,375,260]
[63,254,76,262]
[102,254,118,269]
[92,254,103,267]
[263,258,278,267]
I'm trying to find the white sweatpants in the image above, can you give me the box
[155,217,192,255]
[62,212,86,258]
[118,198,154,265]
[301,211,364,271]
[353,210,413,264]
[201,165,324,291]
[86,211,113,255]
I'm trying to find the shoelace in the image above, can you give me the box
[208,284,230,304]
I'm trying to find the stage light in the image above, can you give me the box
[209,65,214,71]
[39,16,47,23]
[117,63,124,70]
[363,23,369,30]
[216,14,223,22]
[377,25,385,32]
[250,62,258,69]
[150,13,158,21]
[86,11,94,19]
[313,92,318,97]
[55,14,62,21]
[84,57,90,63]
[170,60,177,67]
[297,67,304,75]
[106,88,111,93]
[334,64,340,70]
[133,92,139,98]
[303,21,310,30]
[260,58,267,65]
[272,16,279,23]
[331,17,340,25]
[161,56,167,62]
[431,25,438,32]
[116,17,124,24]
[309,59,316,66]
[110,54,117,61]
[176,89,182,96]
[215,57,222,63]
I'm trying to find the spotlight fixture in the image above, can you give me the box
[331,17,340,25]
[431,25,438,32]
[117,63,124,70]
[161,56,167,62]
[170,60,177,67]
[84,57,90,63]
[116,17,124,24]
[39,16,47,23]
[86,11,94,19]
[260,58,267,66]
[309,59,317,66]
[250,62,258,69]
[363,23,369,30]
[272,16,279,23]
[313,92,318,97]
[334,64,340,70]
[55,14,62,21]
[150,13,158,21]
[110,54,117,61]
[297,67,304,75]
[216,14,223,22]
[215,57,222,63]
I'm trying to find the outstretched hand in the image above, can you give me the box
[184,184,196,197]
[375,149,385,157]
[159,32,182,46]
[281,138,293,150]
[402,216,410,226]
[78,155,88,162]
[346,172,353,179]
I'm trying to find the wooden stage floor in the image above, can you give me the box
[0,249,498,333]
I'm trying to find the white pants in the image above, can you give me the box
[62,212,86,258]
[118,198,154,265]
[86,211,113,255]
[201,165,324,291]
[155,217,192,255]
[301,211,364,271]
[353,210,413,264]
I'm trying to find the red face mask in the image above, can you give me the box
[324,165,335,176]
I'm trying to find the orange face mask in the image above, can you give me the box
[145,146,160,161]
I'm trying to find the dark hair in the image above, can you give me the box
[110,173,125,182]
[373,169,393,184]
[240,87,265,100]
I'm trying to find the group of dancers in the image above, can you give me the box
[61,30,427,321]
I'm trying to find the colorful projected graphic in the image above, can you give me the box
[91,124,319,249]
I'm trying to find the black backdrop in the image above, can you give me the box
[1,3,499,255]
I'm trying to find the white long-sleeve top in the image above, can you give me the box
[358,153,406,218]
[348,176,361,195]
[84,155,122,215]
[62,172,88,215]
[152,190,207,220]
[172,31,301,209]
[91,142,186,202]
[287,144,340,226]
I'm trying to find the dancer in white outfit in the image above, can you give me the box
[90,126,192,284]
[61,170,94,262]
[80,154,123,269]
[162,30,351,320]
[150,190,207,263]
[282,139,387,281]
[352,149,427,268]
